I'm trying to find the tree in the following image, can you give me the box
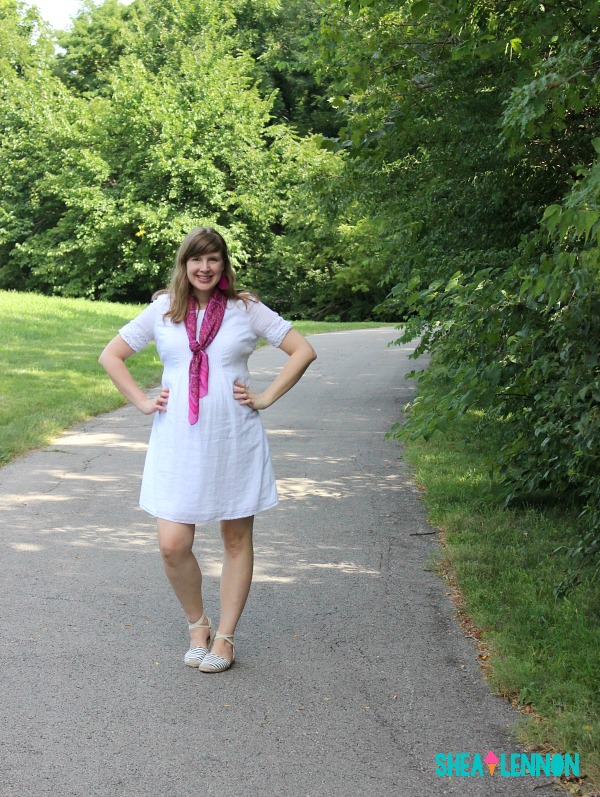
[315,0,600,556]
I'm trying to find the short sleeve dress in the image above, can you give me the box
[119,293,292,524]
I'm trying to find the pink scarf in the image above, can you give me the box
[185,291,227,424]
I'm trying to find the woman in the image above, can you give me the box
[99,227,316,673]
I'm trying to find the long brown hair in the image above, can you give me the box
[155,227,256,323]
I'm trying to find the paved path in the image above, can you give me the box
[1,330,557,796]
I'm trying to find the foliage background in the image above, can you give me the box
[313,0,600,566]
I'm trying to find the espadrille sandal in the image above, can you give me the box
[183,613,215,668]
[198,632,235,673]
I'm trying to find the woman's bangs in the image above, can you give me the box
[186,231,224,260]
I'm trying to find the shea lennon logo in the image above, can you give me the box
[435,750,580,778]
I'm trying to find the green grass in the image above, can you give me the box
[0,291,163,465]
[292,320,396,334]
[405,409,600,792]
[0,290,393,465]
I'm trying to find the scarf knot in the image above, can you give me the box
[185,291,226,425]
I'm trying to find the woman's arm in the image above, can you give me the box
[99,335,169,415]
[233,328,317,410]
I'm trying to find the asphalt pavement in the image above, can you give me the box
[0,329,561,796]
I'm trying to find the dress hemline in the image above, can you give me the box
[139,498,279,525]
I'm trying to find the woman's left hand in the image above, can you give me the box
[233,380,271,410]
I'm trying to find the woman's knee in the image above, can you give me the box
[221,517,254,555]
[157,521,194,564]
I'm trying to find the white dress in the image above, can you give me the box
[119,293,292,524]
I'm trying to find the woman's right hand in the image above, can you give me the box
[139,387,169,415]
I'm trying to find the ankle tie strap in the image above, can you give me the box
[188,613,211,630]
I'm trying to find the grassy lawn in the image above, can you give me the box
[0,290,393,465]
[405,408,600,793]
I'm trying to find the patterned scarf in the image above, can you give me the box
[185,291,227,424]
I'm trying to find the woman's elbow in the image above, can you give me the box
[301,343,317,366]
[98,344,116,368]
[298,337,317,362]
[99,335,133,368]
[98,347,120,371]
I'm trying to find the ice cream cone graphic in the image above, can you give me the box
[485,750,500,776]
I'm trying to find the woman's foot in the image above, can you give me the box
[184,613,214,667]
[199,632,235,672]
[209,634,233,660]
[189,616,212,649]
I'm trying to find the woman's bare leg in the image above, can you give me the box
[211,515,254,660]
[157,519,210,648]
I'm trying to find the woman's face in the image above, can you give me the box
[186,250,224,296]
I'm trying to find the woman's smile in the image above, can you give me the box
[186,252,223,293]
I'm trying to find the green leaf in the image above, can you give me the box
[509,38,523,55]
[532,275,547,297]
[315,135,340,151]
[435,415,449,432]
[542,204,561,221]
[411,0,430,20]
[445,273,462,291]
[575,209,600,242]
